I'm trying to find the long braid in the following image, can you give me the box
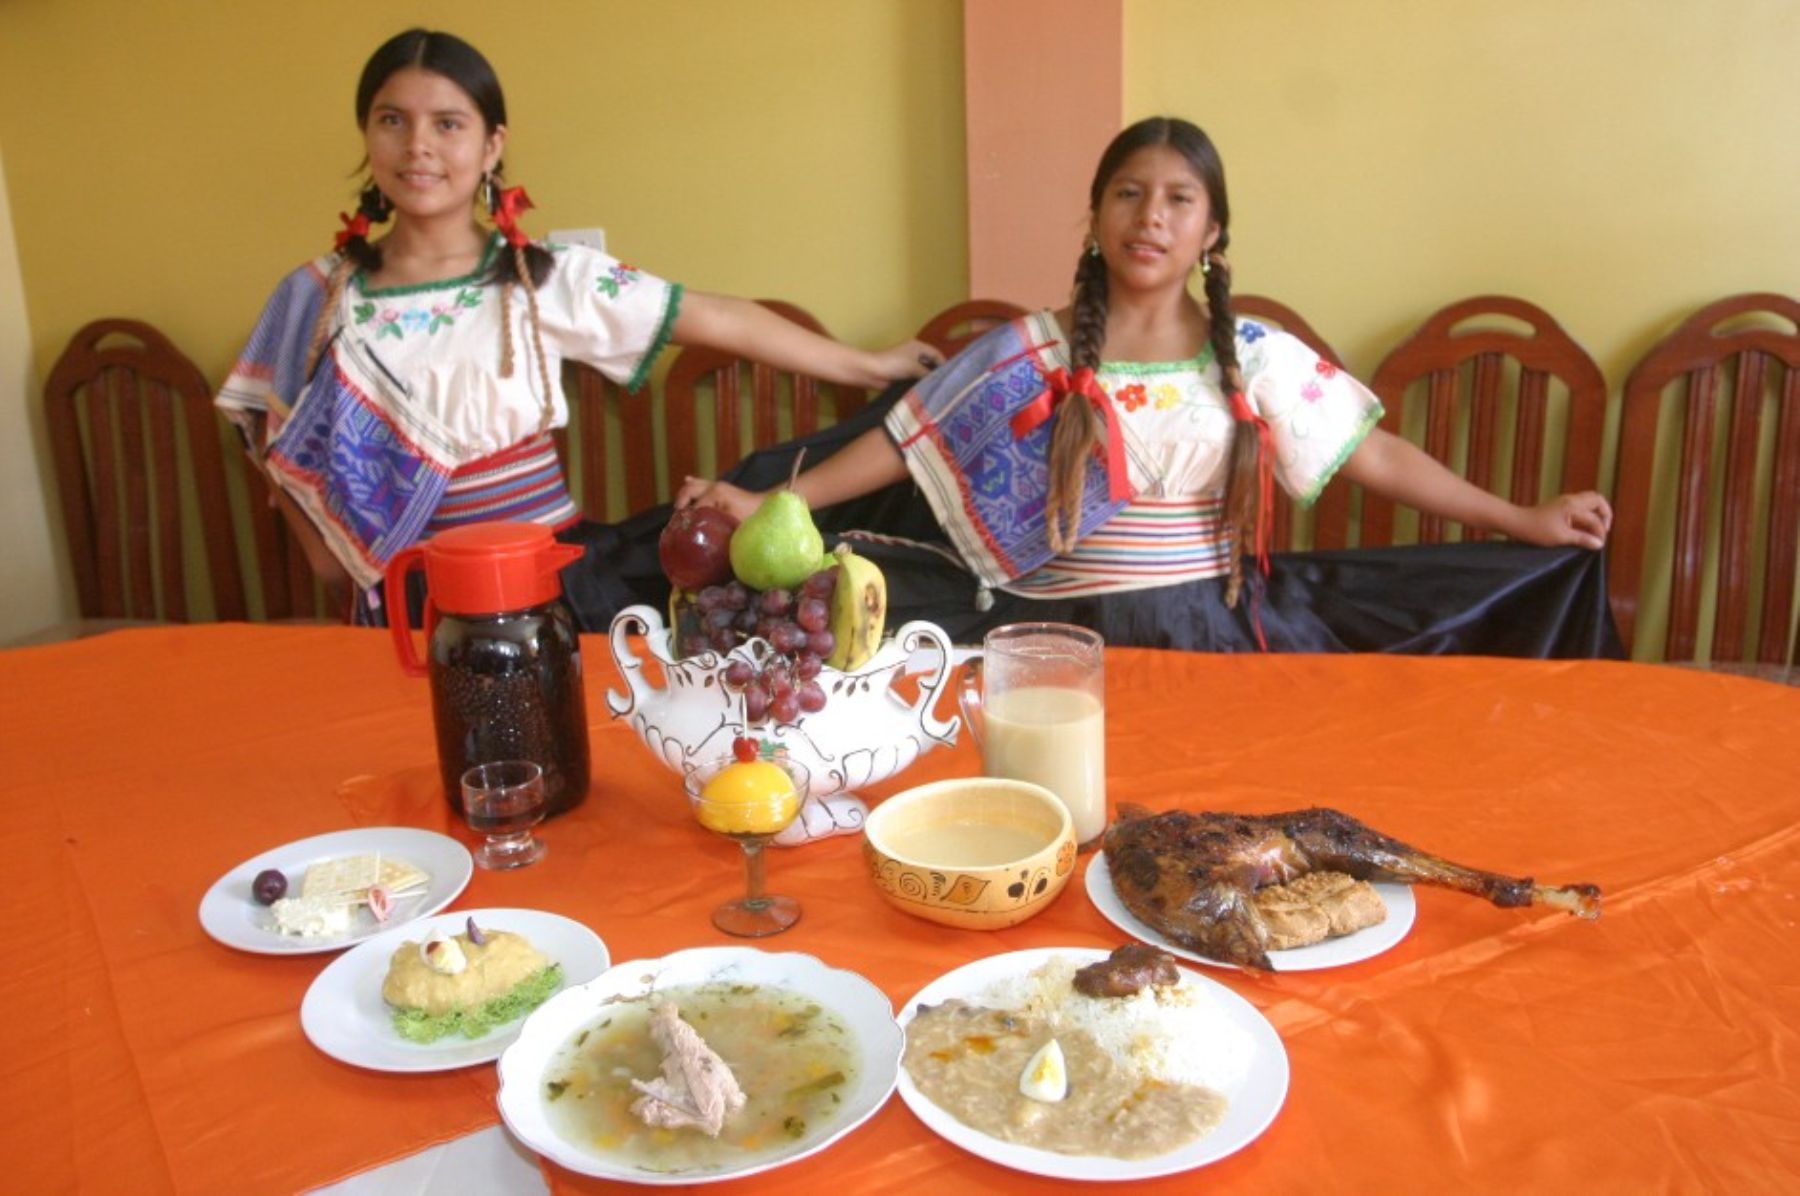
[1045,248,1111,551]
[513,241,555,431]
[1203,242,1258,607]
[304,184,390,377]
[497,277,516,378]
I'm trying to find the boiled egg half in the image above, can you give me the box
[421,928,468,975]
[1019,1038,1068,1103]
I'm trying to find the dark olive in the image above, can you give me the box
[252,868,288,905]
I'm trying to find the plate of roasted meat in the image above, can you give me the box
[896,944,1287,1180]
[1089,852,1417,971]
[1088,805,1603,972]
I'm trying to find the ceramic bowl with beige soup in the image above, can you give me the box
[863,778,1077,930]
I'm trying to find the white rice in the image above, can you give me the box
[975,956,1255,1094]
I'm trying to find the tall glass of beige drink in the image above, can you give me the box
[958,623,1107,847]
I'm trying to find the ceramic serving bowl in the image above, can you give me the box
[607,605,961,845]
[862,778,1077,930]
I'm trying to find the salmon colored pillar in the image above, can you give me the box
[962,0,1122,309]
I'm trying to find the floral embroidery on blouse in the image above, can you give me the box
[1114,382,1149,412]
[352,288,482,340]
[596,262,640,299]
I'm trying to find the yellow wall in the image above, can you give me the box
[0,0,967,387]
[3,1,1794,650]
[1125,0,1800,392]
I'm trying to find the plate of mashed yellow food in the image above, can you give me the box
[300,908,609,1072]
[496,946,903,1184]
[199,827,473,955]
[896,945,1287,1180]
[1086,850,1417,972]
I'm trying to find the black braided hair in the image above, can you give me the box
[1045,247,1111,551]
[1201,243,1257,606]
[304,183,391,377]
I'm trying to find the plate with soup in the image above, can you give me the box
[895,946,1288,1180]
[497,946,903,1184]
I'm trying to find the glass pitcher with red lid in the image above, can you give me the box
[386,521,590,818]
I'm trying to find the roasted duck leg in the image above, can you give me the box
[1104,805,1601,971]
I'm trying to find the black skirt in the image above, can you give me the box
[555,383,1623,659]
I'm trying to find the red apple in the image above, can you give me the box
[659,506,739,591]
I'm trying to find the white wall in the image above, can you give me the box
[0,145,72,641]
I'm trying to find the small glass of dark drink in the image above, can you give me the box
[460,760,549,870]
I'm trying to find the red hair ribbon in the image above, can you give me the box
[1228,389,1276,579]
[1009,366,1133,501]
[333,210,371,252]
[492,186,535,248]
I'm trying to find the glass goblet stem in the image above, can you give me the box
[741,838,769,908]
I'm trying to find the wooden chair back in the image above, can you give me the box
[916,298,1028,357]
[660,300,866,490]
[1351,296,1607,550]
[238,469,353,622]
[1609,293,1799,666]
[1233,294,1345,368]
[1232,295,1346,551]
[44,319,247,622]
[553,366,652,522]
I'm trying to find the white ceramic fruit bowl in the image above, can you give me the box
[606,605,962,845]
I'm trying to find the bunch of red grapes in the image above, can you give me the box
[662,505,846,726]
[675,567,840,725]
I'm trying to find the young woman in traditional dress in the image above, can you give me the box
[675,117,1616,653]
[217,28,940,625]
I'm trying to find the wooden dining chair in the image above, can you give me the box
[44,319,249,622]
[238,466,354,622]
[1233,294,1347,551]
[660,299,866,492]
[553,365,652,522]
[1346,296,1607,551]
[915,298,1028,357]
[1609,293,1798,670]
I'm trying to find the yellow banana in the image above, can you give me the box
[826,543,886,671]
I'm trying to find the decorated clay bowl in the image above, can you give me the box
[862,778,1077,930]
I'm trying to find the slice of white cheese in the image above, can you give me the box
[270,895,354,938]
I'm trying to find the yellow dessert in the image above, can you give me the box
[697,761,801,835]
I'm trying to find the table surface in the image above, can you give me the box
[3,625,1797,1194]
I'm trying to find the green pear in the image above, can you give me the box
[731,489,825,591]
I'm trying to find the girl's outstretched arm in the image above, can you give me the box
[674,426,908,522]
[672,292,941,388]
[1337,428,1612,549]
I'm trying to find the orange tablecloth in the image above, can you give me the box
[2,625,1797,1193]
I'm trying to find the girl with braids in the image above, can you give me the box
[217,29,939,624]
[677,117,1617,654]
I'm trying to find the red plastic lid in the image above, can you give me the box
[420,522,583,615]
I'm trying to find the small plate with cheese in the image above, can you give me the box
[198,826,472,955]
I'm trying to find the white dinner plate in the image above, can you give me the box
[198,827,472,955]
[300,908,609,1073]
[1085,851,1417,972]
[897,947,1288,1181]
[497,946,903,1185]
